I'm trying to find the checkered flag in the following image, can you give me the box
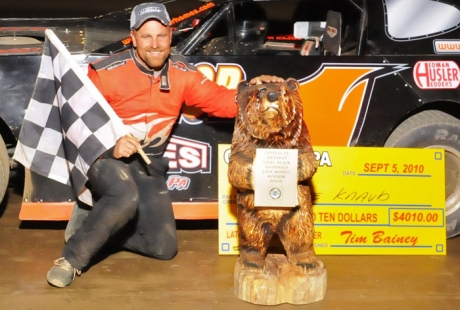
[13,29,128,205]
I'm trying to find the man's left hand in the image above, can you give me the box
[248,75,284,85]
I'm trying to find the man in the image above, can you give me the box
[46,2,283,287]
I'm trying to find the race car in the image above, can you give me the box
[1,0,460,237]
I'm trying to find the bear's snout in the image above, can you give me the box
[267,92,278,102]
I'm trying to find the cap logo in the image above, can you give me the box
[139,6,162,16]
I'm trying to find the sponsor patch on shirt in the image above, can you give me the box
[172,61,189,72]
[200,75,210,84]
[106,60,127,71]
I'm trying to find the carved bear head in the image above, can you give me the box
[236,78,303,141]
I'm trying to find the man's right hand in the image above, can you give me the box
[113,135,141,159]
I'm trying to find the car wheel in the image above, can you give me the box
[0,135,10,203]
[384,110,460,238]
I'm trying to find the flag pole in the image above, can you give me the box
[128,134,152,165]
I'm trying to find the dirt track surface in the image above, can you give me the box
[1,185,460,309]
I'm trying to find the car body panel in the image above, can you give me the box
[2,0,460,219]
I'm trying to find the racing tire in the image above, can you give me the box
[384,110,460,238]
[0,135,10,204]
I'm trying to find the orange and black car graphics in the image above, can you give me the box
[1,0,460,237]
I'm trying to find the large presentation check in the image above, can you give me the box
[218,145,446,255]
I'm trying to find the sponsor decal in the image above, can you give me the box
[434,40,460,54]
[178,112,203,125]
[326,26,337,38]
[300,40,316,56]
[413,61,460,89]
[195,62,245,89]
[170,2,215,26]
[139,6,163,16]
[182,62,408,146]
[166,175,191,190]
[121,37,132,45]
[164,135,211,174]
[266,34,302,41]
[180,62,245,124]
[297,63,409,146]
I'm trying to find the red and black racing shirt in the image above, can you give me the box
[88,49,237,156]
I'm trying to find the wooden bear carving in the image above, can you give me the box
[228,78,319,270]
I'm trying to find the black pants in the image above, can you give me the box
[63,156,178,270]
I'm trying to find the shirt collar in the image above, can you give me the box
[130,48,170,90]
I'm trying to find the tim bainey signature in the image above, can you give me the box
[341,230,419,246]
[332,187,390,202]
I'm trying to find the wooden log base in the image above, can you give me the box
[234,254,327,305]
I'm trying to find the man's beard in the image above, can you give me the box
[144,50,168,70]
